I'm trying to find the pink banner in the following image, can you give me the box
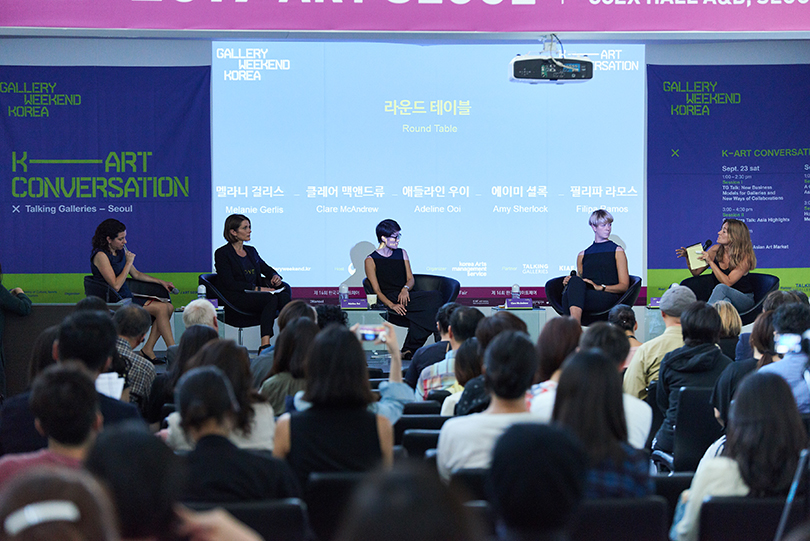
[2,0,810,32]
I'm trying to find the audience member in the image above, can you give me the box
[440,338,482,416]
[26,325,59,386]
[0,311,141,457]
[75,295,110,313]
[671,372,806,541]
[414,306,484,400]
[258,317,318,415]
[609,304,642,370]
[144,324,219,425]
[436,331,542,481]
[455,311,528,416]
[315,304,348,329]
[758,302,810,413]
[711,310,777,427]
[527,316,581,410]
[489,423,588,540]
[653,302,732,453]
[0,262,32,398]
[735,290,804,360]
[334,463,485,541]
[404,302,460,389]
[250,300,316,389]
[165,340,274,451]
[85,423,188,541]
[553,349,652,498]
[177,366,300,503]
[166,298,219,366]
[0,468,119,541]
[273,324,395,488]
[290,322,413,425]
[713,300,741,360]
[112,305,157,409]
[0,363,100,487]
[624,284,696,400]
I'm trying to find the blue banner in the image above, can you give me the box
[647,64,810,271]
[0,66,211,274]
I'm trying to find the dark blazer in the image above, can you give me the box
[214,244,280,294]
[183,435,301,503]
[0,390,142,456]
[0,287,32,397]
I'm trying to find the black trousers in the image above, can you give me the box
[562,276,619,315]
[223,282,292,338]
[383,289,444,352]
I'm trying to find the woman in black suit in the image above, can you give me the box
[214,214,291,352]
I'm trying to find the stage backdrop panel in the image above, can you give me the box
[647,64,810,299]
[210,42,646,297]
[0,66,211,302]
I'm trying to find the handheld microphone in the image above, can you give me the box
[562,270,576,292]
[703,240,712,251]
[169,287,179,295]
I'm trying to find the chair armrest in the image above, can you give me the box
[651,450,675,473]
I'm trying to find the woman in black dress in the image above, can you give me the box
[364,219,443,358]
[562,210,630,324]
[214,214,291,353]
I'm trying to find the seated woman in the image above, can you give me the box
[527,316,582,414]
[671,372,806,541]
[165,339,275,451]
[364,219,443,359]
[608,304,642,370]
[552,349,653,498]
[653,302,732,454]
[273,324,394,488]
[214,214,292,353]
[90,218,175,362]
[258,317,319,415]
[177,366,301,503]
[713,300,742,360]
[440,337,482,416]
[0,261,32,396]
[676,218,757,313]
[562,210,629,325]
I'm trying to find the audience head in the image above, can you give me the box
[453,338,482,388]
[176,366,240,437]
[750,310,777,369]
[169,325,219,389]
[659,284,697,320]
[277,300,317,334]
[223,214,249,244]
[681,301,721,347]
[186,339,259,435]
[792,290,809,305]
[483,331,538,400]
[448,307,484,345]
[75,296,110,313]
[335,463,484,541]
[28,325,59,385]
[91,219,126,252]
[58,311,117,374]
[773,302,810,336]
[85,424,186,541]
[30,363,100,447]
[579,322,631,367]
[303,325,373,408]
[181,299,217,329]
[535,316,581,383]
[315,304,348,329]
[475,311,527,352]
[489,423,587,536]
[111,305,151,340]
[763,290,806,312]
[0,468,119,541]
[374,219,401,244]
[725,372,807,496]
[269,317,319,380]
[588,209,613,227]
[713,300,742,339]
[435,302,461,335]
[552,349,627,464]
[608,304,636,332]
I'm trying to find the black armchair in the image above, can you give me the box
[680,272,779,325]
[545,275,643,326]
[198,273,261,345]
[363,273,460,328]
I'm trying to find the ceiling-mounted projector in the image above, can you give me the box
[509,54,593,84]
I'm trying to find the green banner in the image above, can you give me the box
[647,268,809,304]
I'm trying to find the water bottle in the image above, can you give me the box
[339,284,349,304]
[511,284,520,300]
[197,285,206,300]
